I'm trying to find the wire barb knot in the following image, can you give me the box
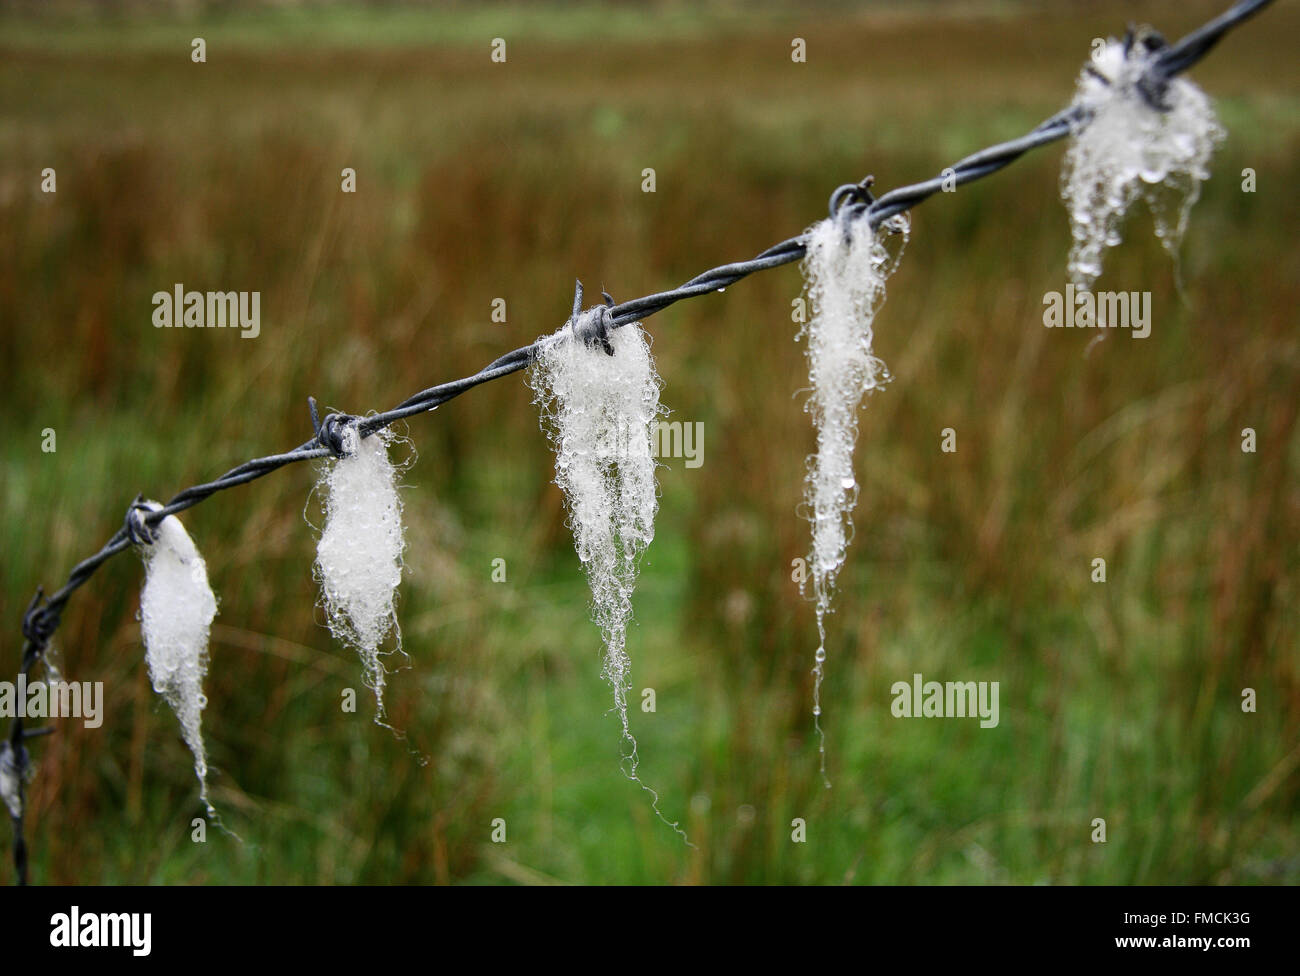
[20,590,58,650]
[567,280,617,356]
[1128,25,1175,112]
[829,175,876,222]
[124,495,159,547]
[309,396,358,458]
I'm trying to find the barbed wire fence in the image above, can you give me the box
[3,0,1276,884]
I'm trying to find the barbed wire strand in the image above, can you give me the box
[6,0,1275,884]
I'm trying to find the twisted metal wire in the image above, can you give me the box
[5,0,1275,884]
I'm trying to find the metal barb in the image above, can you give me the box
[828,174,876,221]
[571,279,583,322]
[124,495,159,547]
[309,396,356,458]
[20,590,54,649]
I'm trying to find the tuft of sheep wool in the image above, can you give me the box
[798,213,908,769]
[529,313,663,771]
[313,425,406,720]
[1061,35,1223,291]
[137,502,218,814]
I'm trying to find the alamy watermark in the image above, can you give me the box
[1043,284,1151,339]
[0,676,103,728]
[50,906,150,956]
[596,418,705,468]
[152,283,260,338]
[890,672,999,728]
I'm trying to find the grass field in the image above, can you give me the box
[1,0,1297,884]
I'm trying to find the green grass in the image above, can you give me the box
[1,0,1298,884]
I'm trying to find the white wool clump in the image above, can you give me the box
[1061,35,1224,291]
[798,213,908,763]
[313,425,406,720]
[800,215,906,609]
[529,313,663,771]
[0,741,25,819]
[137,502,218,814]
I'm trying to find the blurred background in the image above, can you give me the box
[0,0,1296,884]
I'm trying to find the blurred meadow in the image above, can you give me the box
[0,0,1297,884]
